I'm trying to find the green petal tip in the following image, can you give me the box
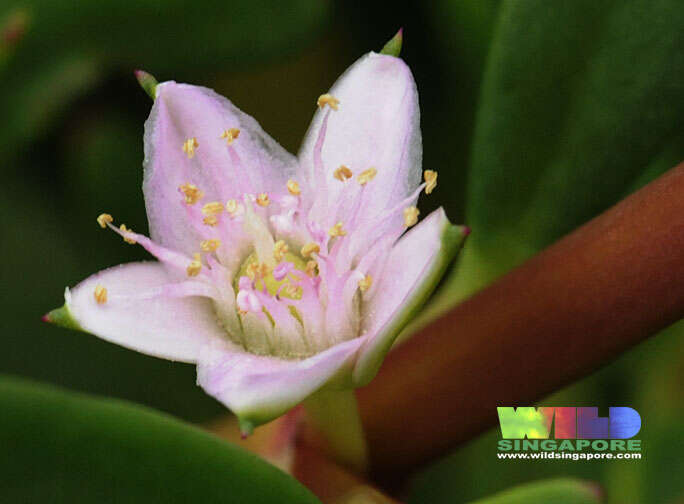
[42,305,81,331]
[134,69,158,100]
[380,28,403,57]
[239,418,254,438]
[443,224,470,251]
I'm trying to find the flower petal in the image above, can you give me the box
[298,52,422,228]
[144,81,297,255]
[352,208,468,385]
[197,337,365,429]
[59,262,225,363]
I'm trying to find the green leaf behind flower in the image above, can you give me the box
[432,0,684,309]
[0,375,320,503]
[0,0,331,161]
[465,478,601,504]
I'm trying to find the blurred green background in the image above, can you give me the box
[1,0,682,502]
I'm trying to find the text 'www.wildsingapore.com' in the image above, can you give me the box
[496,406,643,462]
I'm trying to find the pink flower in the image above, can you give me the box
[46,50,467,432]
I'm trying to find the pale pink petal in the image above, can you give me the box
[144,82,297,255]
[298,52,421,228]
[352,208,468,385]
[64,262,225,363]
[197,337,364,429]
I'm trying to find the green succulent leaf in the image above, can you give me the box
[0,375,320,503]
[437,0,684,306]
[466,478,601,504]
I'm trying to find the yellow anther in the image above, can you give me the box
[225,199,239,215]
[97,213,113,229]
[305,260,318,277]
[246,262,259,280]
[328,221,347,237]
[187,253,202,277]
[403,206,420,227]
[203,215,218,227]
[200,239,221,252]
[119,224,136,244]
[282,285,303,300]
[357,167,378,186]
[246,261,269,280]
[94,285,107,304]
[317,93,340,110]
[358,275,373,292]
[202,201,224,216]
[424,170,438,194]
[256,193,270,207]
[273,240,289,262]
[182,137,199,159]
[287,179,301,196]
[220,128,240,145]
[333,165,353,181]
[179,183,204,205]
[301,242,320,258]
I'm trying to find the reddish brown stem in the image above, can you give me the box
[356,162,684,474]
[293,443,402,504]
[207,414,400,502]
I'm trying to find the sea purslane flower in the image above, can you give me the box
[46,47,467,433]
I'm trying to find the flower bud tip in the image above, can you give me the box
[239,418,254,438]
[380,27,403,57]
[42,305,82,331]
[1,9,30,49]
[134,69,158,100]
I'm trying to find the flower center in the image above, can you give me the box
[233,251,307,300]
[211,237,361,359]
